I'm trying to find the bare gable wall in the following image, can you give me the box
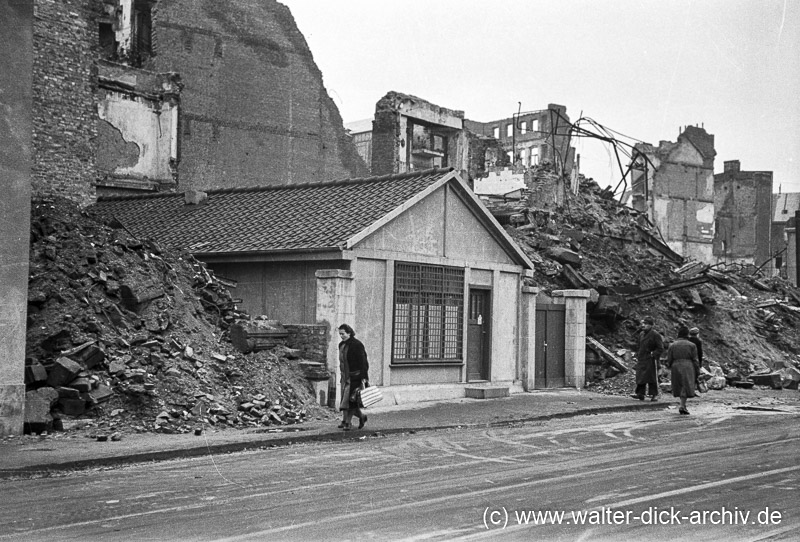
[148,0,368,189]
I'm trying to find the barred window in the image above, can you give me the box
[393,263,464,363]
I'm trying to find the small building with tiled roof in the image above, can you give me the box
[94,168,589,403]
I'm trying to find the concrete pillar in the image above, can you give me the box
[0,0,33,436]
[552,289,590,389]
[315,270,355,407]
[520,285,539,391]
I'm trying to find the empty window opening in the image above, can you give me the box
[99,22,118,60]
[132,0,153,66]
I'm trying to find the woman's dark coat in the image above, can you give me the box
[635,328,664,385]
[338,337,369,411]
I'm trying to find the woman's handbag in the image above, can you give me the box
[352,381,383,408]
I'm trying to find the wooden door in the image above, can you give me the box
[534,304,566,388]
[466,289,490,381]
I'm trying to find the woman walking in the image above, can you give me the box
[337,323,369,431]
[666,325,700,415]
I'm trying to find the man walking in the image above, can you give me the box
[631,316,664,401]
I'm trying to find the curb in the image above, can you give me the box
[0,402,668,479]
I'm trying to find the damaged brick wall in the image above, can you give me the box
[32,0,99,206]
[714,161,774,266]
[148,0,367,189]
[632,126,716,262]
[96,119,141,172]
[372,104,402,175]
[284,324,327,364]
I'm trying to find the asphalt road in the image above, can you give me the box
[1,402,798,542]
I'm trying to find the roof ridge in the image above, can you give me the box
[95,168,454,202]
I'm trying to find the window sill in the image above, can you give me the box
[391,361,464,368]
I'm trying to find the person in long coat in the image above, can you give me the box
[631,316,664,401]
[666,325,700,415]
[688,327,704,368]
[337,323,369,431]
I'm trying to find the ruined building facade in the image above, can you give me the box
[32,0,367,204]
[771,192,800,278]
[630,125,716,263]
[351,93,575,203]
[713,160,774,268]
[464,104,575,178]
[366,92,498,186]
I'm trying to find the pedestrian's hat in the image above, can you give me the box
[642,316,654,325]
[689,327,699,335]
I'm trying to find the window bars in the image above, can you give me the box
[393,263,464,362]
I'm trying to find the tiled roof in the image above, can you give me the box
[772,193,800,223]
[93,168,453,255]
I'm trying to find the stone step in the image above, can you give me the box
[464,386,510,399]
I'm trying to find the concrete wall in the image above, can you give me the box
[0,0,33,436]
[358,185,515,266]
[315,270,355,407]
[491,271,519,382]
[353,258,388,386]
[552,290,589,388]
[445,187,515,264]
[149,0,367,189]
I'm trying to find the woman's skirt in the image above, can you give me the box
[671,360,696,398]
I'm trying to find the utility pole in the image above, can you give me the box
[511,102,521,165]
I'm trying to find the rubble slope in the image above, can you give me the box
[500,171,800,394]
[23,198,333,438]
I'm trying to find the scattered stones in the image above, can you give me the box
[23,198,332,437]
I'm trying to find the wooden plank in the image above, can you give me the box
[586,337,628,373]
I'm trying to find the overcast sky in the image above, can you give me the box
[281,0,799,192]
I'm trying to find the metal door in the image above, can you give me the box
[466,289,490,381]
[534,304,566,388]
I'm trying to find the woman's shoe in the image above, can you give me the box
[358,414,368,429]
[679,407,689,415]
[342,422,351,431]
[337,421,346,429]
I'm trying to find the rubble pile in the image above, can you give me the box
[500,170,800,395]
[24,198,331,437]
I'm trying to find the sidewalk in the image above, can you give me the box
[0,390,668,478]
